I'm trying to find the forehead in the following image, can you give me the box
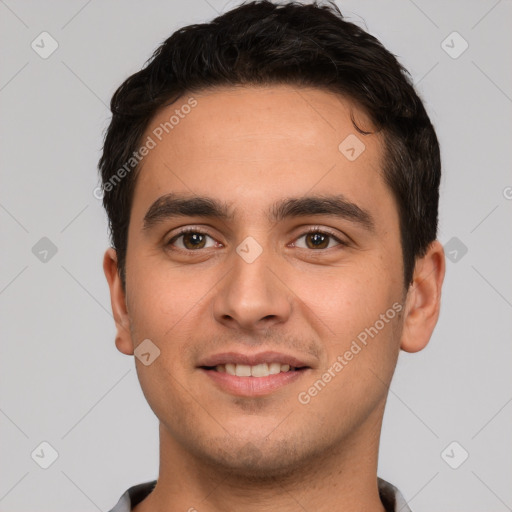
[144,85,378,164]
[131,85,395,226]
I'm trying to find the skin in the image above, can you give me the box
[104,85,445,512]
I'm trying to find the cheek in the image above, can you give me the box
[126,265,202,422]
[134,357,207,448]
[126,260,213,389]
[302,265,401,343]
[126,259,199,338]
[297,277,403,426]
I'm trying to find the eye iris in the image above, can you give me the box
[307,232,329,249]
[177,232,333,250]
[183,232,206,249]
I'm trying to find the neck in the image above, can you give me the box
[133,403,388,512]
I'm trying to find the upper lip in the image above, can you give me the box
[197,351,312,368]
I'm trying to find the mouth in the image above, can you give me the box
[197,351,313,397]
[201,362,309,377]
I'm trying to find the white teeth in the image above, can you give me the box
[214,362,296,376]
[235,364,251,377]
[251,363,269,377]
[269,362,281,375]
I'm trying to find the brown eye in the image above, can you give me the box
[294,229,345,250]
[181,232,207,250]
[305,232,330,249]
[167,230,216,250]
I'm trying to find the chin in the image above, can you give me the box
[193,435,314,481]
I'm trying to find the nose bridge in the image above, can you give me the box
[212,234,291,330]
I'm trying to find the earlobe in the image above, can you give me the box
[400,240,446,353]
[103,247,134,356]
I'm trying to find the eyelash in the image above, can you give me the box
[166,226,347,251]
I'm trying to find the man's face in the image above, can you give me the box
[117,86,408,475]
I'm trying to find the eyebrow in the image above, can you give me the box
[142,193,375,232]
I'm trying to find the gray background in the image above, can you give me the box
[1,0,511,510]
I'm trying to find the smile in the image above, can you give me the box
[207,362,303,377]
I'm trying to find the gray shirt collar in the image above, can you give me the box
[108,477,411,512]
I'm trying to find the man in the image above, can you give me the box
[101,1,445,511]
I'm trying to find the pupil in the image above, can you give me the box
[185,233,205,249]
[309,233,327,249]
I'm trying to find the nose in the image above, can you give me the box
[212,242,292,333]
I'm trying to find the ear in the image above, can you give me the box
[400,240,446,353]
[103,247,134,355]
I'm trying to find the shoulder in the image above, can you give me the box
[107,480,157,512]
[378,477,412,512]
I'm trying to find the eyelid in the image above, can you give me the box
[166,226,219,246]
[292,225,348,248]
[300,224,355,246]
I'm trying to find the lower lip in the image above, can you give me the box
[200,368,309,397]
